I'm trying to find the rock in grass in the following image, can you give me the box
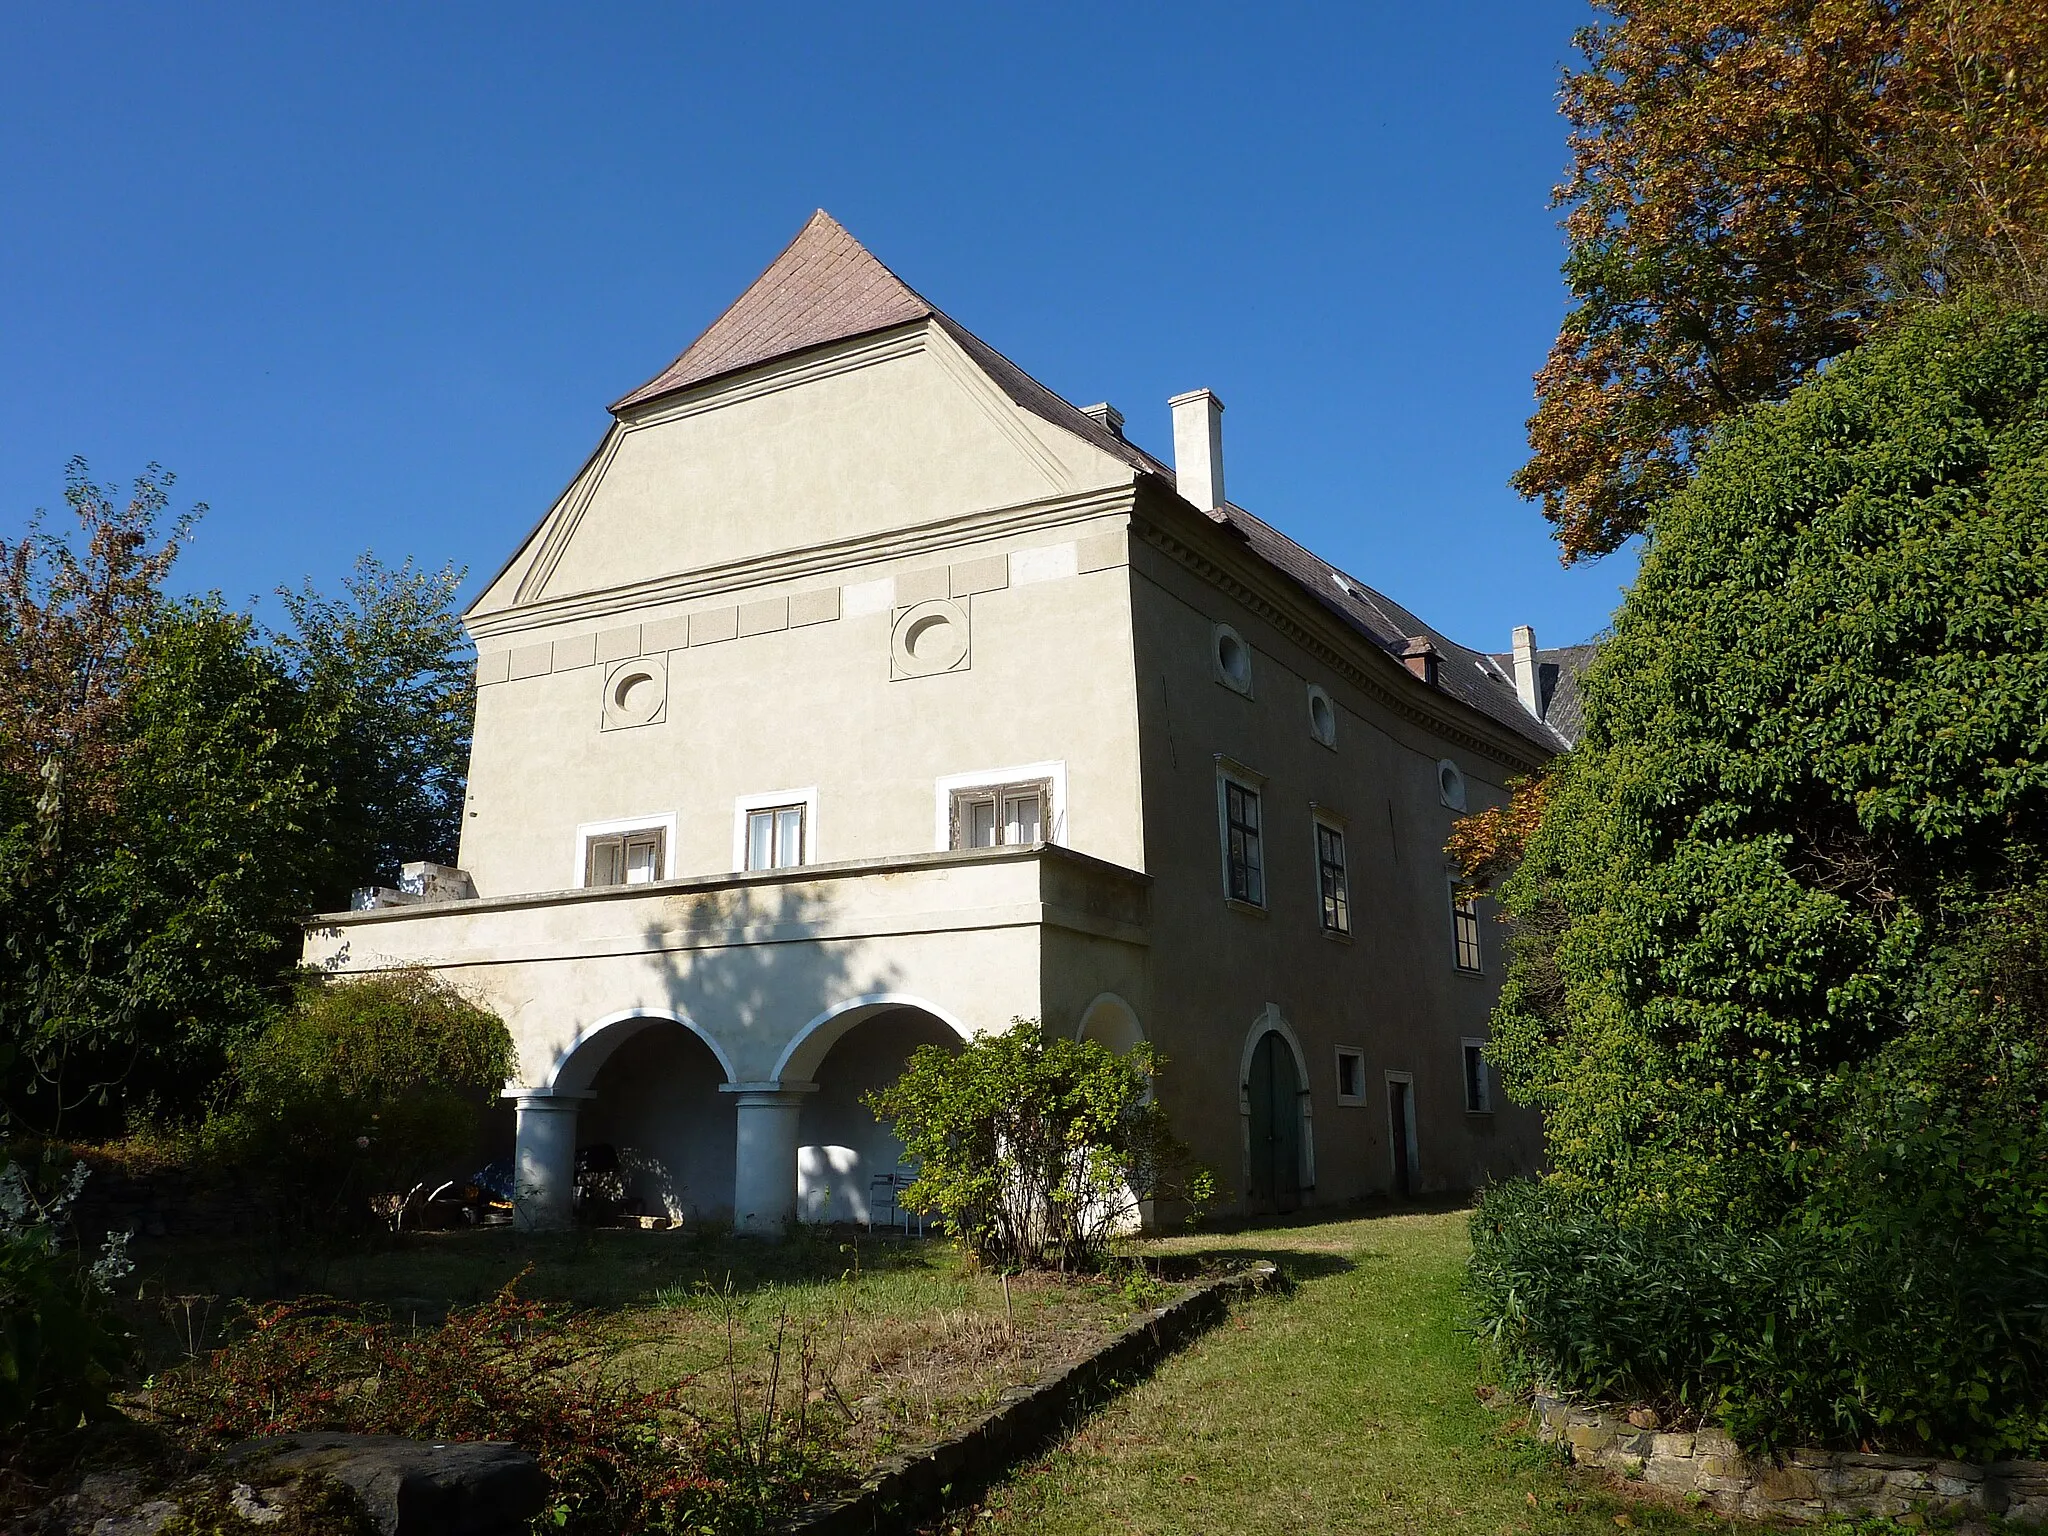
[224,1434,546,1536]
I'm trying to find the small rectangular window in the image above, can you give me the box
[586,827,665,887]
[1452,887,1482,972]
[1463,1041,1492,1113]
[745,804,806,871]
[1335,1047,1366,1104]
[1316,821,1350,935]
[949,780,1049,850]
[1224,779,1264,905]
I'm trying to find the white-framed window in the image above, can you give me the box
[1462,1039,1493,1113]
[934,761,1067,851]
[732,787,819,872]
[1214,757,1266,907]
[574,812,678,889]
[1335,1046,1366,1105]
[1313,813,1350,936]
[1452,882,1483,973]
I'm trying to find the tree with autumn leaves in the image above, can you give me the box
[0,461,472,1135]
[1520,0,2048,561]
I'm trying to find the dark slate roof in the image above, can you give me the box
[1485,641,1603,747]
[614,210,1574,757]
[1218,504,1568,752]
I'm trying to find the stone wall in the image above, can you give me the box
[1535,1396,2048,1528]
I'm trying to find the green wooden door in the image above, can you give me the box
[1247,1031,1302,1214]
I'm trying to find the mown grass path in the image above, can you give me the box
[943,1207,1776,1536]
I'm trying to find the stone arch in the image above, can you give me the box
[547,1007,738,1095]
[1238,1004,1316,1210]
[1075,992,1144,1054]
[771,993,971,1085]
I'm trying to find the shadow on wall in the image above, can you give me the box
[550,879,958,1225]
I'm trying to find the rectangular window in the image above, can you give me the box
[1316,821,1350,934]
[949,780,1049,850]
[745,804,806,871]
[586,827,665,887]
[1463,1040,1492,1113]
[1452,887,1482,972]
[1335,1047,1366,1105]
[1224,779,1265,905]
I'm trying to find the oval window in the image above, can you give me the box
[1437,759,1467,811]
[1214,624,1252,693]
[1307,686,1337,747]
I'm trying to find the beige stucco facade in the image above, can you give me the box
[303,212,1558,1233]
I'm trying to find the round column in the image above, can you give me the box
[508,1091,589,1231]
[722,1081,818,1237]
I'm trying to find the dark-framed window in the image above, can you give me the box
[587,827,665,887]
[1463,1041,1492,1113]
[1316,821,1350,934]
[949,780,1049,850]
[1452,886,1482,972]
[745,804,806,870]
[1224,778,1265,905]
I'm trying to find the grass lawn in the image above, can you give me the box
[117,1222,1167,1463]
[940,1205,1788,1536]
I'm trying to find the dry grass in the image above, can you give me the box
[113,1222,1163,1463]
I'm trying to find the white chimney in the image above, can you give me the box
[1511,624,1542,717]
[1169,389,1225,512]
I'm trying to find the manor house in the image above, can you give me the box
[302,211,1583,1233]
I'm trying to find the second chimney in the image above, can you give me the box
[1511,624,1541,717]
[1169,389,1225,513]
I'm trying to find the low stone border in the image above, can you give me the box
[780,1261,1280,1534]
[1535,1395,2048,1528]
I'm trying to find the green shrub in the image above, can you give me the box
[0,1150,132,1437]
[150,1282,837,1535]
[1468,1179,2048,1460]
[865,1019,1214,1270]
[206,969,512,1228]
[1490,297,2048,1219]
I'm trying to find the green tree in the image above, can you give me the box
[1519,0,2048,561]
[1491,297,2048,1217]
[0,466,478,1134]
[277,555,473,902]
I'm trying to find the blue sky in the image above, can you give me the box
[0,2,1628,653]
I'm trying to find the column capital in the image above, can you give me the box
[503,1087,596,1111]
[720,1080,819,1103]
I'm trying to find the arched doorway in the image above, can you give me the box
[559,1014,735,1223]
[1077,993,1144,1055]
[1246,1029,1304,1215]
[787,1001,965,1226]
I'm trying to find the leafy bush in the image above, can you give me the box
[0,1150,132,1437]
[205,970,513,1228]
[150,1282,837,1535]
[866,1019,1213,1270]
[1468,1179,2048,1460]
[1490,296,2048,1220]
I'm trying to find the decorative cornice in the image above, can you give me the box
[467,482,1137,641]
[1131,507,1550,773]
